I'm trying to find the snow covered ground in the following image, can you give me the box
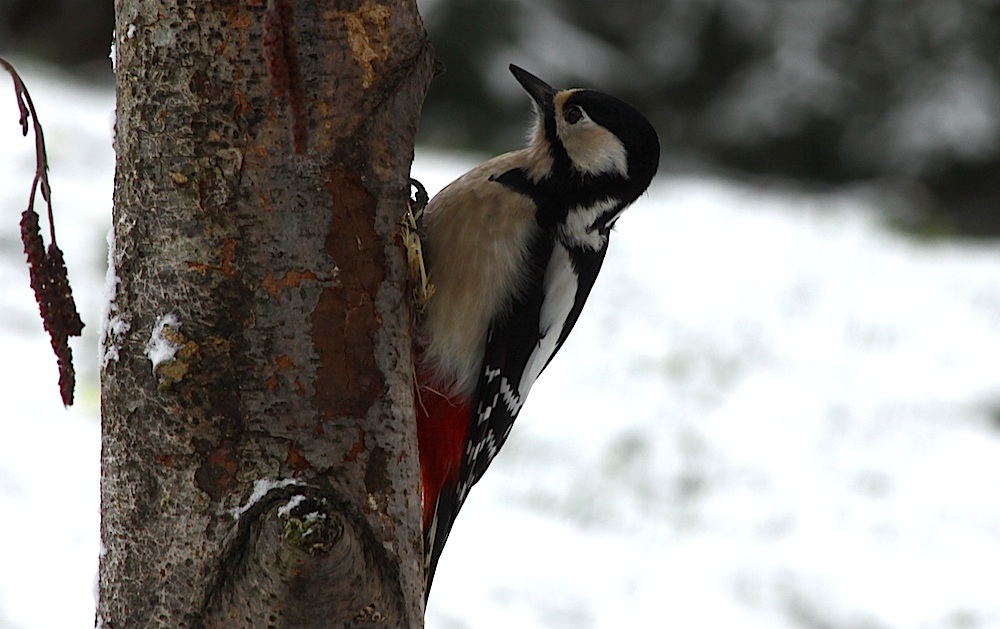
[2,67,1000,629]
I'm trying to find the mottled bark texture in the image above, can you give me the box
[100,1,435,627]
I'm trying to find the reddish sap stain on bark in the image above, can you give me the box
[311,168,385,420]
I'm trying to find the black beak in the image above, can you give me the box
[509,64,555,108]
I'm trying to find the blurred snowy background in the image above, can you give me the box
[3,1,1000,627]
[5,0,1000,236]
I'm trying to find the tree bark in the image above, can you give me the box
[100,1,434,627]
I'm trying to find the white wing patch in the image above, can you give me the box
[499,376,523,416]
[484,428,499,460]
[518,242,579,397]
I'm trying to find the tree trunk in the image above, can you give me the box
[99,1,435,627]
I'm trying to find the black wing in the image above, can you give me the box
[459,232,608,502]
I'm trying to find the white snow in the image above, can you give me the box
[231,478,303,519]
[145,313,181,371]
[98,228,128,369]
[2,67,1000,629]
[277,494,307,518]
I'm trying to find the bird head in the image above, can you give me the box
[509,64,660,193]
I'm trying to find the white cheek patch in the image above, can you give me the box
[556,108,629,177]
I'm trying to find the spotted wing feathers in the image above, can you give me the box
[462,234,608,494]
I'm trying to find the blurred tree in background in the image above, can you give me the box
[0,0,113,71]
[3,0,999,233]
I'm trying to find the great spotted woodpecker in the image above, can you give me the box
[415,65,659,597]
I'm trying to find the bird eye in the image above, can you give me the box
[564,106,583,125]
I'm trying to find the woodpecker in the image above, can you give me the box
[415,64,659,597]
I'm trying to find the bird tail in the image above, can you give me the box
[415,374,471,598]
